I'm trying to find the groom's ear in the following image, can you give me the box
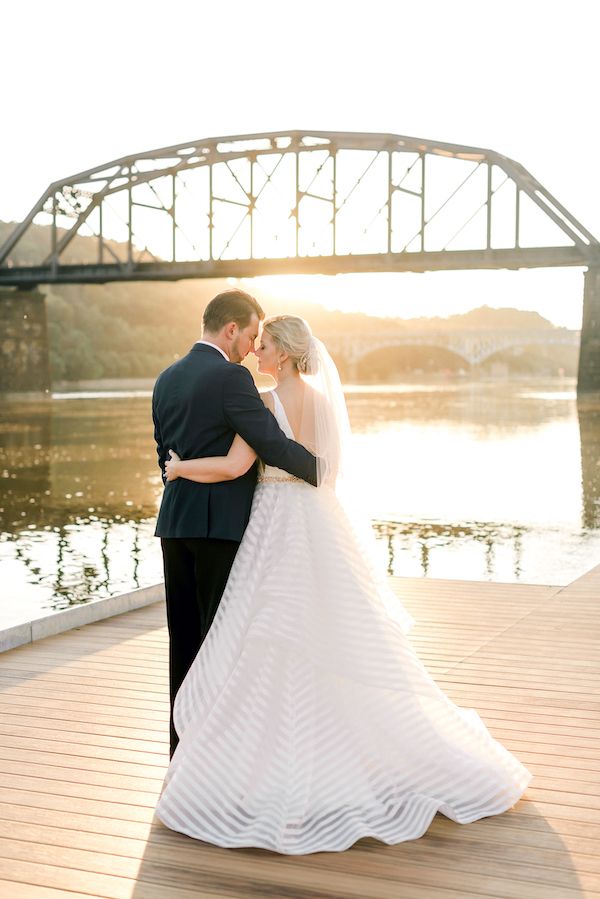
[223,321,238,339]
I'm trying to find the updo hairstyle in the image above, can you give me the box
[262,315,319,375]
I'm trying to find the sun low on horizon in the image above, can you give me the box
[237,270,585,330]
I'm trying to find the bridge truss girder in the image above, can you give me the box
[1,130,599,286]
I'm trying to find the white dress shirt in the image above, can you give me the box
[195,340,230,361]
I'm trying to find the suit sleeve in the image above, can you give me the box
[152,383,167,486]
[223,365,317,486]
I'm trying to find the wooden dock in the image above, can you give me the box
[0,566,599,899]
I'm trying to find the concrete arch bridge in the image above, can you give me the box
[322,328,581,370]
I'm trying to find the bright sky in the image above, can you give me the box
[2,0,599,328]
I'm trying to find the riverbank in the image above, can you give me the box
[53,377,157,392]
[49,371,578,394]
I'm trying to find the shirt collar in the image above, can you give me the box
[195,340,230,361]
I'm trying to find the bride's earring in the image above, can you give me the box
[277,360,282,371]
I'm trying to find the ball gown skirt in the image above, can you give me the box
[155,476,532,854]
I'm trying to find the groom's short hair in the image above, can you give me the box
[203,289,264,333]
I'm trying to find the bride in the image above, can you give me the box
[154,314,532,855]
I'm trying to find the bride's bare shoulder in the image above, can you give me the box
[260,390,275,412]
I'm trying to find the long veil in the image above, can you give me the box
[298,333,415,634]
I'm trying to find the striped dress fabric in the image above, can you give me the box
[155,393,532,854]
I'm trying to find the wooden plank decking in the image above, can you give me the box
[0,566,598,899]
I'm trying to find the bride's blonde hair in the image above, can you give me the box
[262,315,318,374]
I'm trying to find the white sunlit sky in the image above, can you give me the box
[2,0,599,328]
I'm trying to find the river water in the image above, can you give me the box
[1,377,599,629]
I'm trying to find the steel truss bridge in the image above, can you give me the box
[0,130,599,394]
[1,130,599,284]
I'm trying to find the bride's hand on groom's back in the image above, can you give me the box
[165,449,181,481]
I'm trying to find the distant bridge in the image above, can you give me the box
[322,328,581,367]
[0,130,598,395]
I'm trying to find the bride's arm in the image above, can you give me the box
[165,434,257,483]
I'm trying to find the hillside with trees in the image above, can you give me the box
[0,220,573,381]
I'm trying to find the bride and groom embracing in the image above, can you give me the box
[151,288,531,855]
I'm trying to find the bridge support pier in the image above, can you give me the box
[0,288,50,398]
[347,359,359,382]
[578,403,600,529]
[578,267,600,401]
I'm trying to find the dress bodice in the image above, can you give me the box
[259,392,304,484]
[271,391,294,438]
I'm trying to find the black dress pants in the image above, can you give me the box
[160,536,239,759]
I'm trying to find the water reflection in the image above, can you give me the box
[0,396,162,621]
[373,519,527,580]
[346,379,578,432]
[0,398,160,527]
[0,379,599,626]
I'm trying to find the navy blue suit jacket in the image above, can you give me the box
[152,343,317,541]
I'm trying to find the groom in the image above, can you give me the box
[152,288,317,758]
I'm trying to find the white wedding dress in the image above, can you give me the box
[155,392,532,854]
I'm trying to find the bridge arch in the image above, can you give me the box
[0,130,599,395]
[350,342,469,379]
[1,130,599,285]
[323,329,580,369]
